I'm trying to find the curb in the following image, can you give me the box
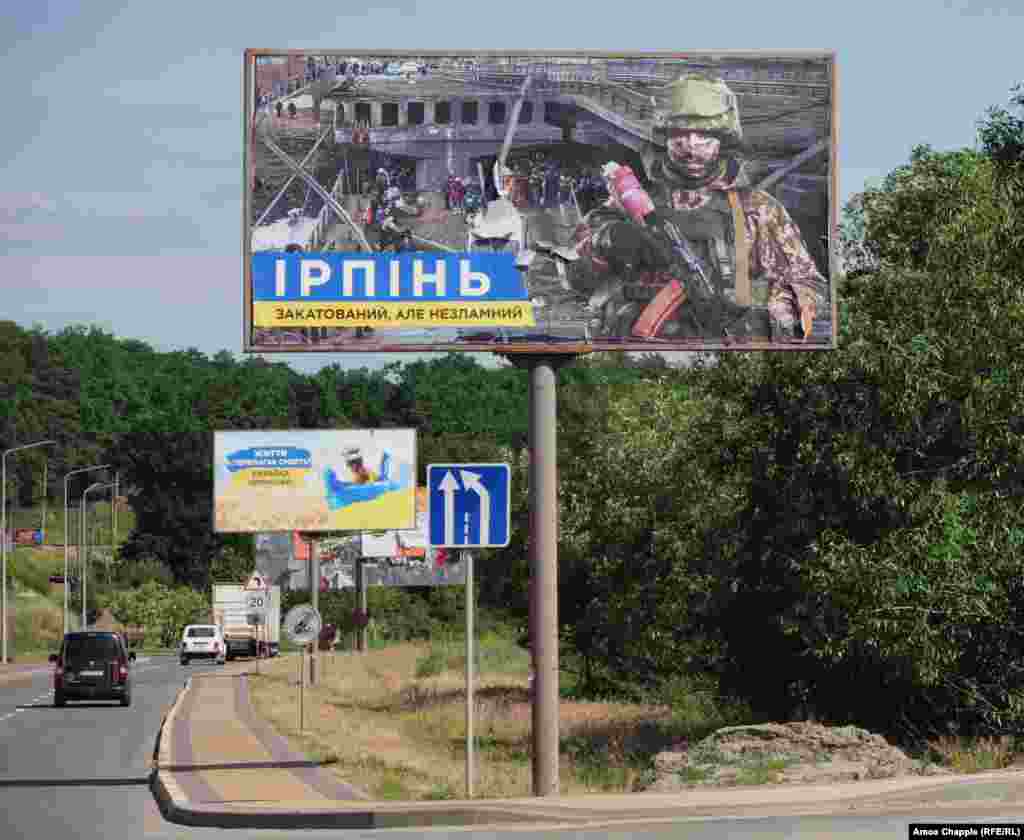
[151,676,191,821]
[149,671,1024,830]
[150,767,1024,831]
[149,798,576,830]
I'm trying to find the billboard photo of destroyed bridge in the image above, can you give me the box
[245,50,837,355]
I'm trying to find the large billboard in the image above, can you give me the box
[213,430,416,533]
[244,50,837,354]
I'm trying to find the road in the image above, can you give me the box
[2,656,1022,839]
[0,653,193,840]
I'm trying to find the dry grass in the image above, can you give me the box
[11,590,66,656]
[928,735,1018,774]
[247,638,683,801]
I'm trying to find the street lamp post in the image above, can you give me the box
[81,482,115,630]
[63,465,110,636]
[40,461,48,543]
[112,473,118,557]
[2,440,56,664]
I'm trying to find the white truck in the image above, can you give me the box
[211,583,281,659]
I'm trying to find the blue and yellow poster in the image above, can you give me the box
[213,429,416,533]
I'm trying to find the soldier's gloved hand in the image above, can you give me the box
[589,220,675,274]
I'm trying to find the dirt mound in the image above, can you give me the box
[648,722,952,791]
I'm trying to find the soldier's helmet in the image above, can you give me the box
[651,74,742,147]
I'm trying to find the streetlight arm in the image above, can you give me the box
[3,441,56,459]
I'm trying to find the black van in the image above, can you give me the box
[50,632,136,707]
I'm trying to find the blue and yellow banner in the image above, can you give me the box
[213,430,417,533]
[252,252,535,328]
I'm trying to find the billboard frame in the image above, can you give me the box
[243,48,838,355]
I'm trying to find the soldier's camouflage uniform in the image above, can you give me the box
[573,74,829,341]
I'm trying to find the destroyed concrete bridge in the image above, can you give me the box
[326,62,832,200]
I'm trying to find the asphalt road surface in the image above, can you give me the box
[0,653,187,840]
[2,655,1022,839]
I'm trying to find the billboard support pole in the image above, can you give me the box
[505,352,580,797]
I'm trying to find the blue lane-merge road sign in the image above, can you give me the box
[427,464,510,548]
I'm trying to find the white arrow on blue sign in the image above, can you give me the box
[427,464,510,548]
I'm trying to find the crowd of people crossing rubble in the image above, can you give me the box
[342,150,613,224]
[437,152,611,217]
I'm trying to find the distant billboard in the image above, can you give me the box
[244,49,837,355]
[361,487,428,558]
[323,551,466,589]
[213,429,416,533]
[348,487,465,586]
[13,529,43,546]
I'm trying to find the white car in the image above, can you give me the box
[180,625,226,666]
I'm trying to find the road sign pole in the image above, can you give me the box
[357,557,367,653]
[309,536,317,686]
[465,549,474,799]
[527,356,563,797]
[254,584,261,676]
[426,459,513,795]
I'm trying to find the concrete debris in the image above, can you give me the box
[647,722,953,792]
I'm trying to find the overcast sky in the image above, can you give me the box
[1,0,1020,374]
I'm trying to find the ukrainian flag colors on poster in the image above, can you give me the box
[213,430,416,533]
[251,252,536,329]
[360,486,429,558]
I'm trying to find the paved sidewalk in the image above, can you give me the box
[153,668,1024,830]
[0,663,53,684]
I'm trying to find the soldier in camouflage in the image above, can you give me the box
[574,74,828,341]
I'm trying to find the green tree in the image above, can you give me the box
[685,83,1024,740]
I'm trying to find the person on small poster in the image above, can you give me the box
[323,447,402,511]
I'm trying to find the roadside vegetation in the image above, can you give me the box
[250,633,1022,799]
[248,630,748,800]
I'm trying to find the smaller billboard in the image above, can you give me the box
[322,551,466,588]
[361,487,428,558]
[213,429,416,533]
[14,529,43,546]
[327,488,467,587]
